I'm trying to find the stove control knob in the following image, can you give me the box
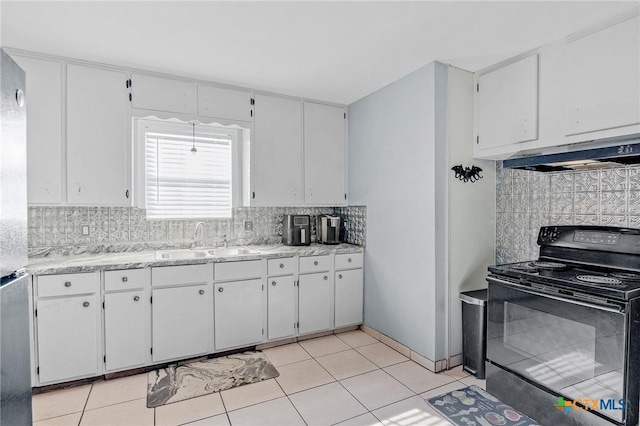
[540,228,550,242]
[550,228,560,242]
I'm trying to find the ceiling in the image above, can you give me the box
[1,1,637,105]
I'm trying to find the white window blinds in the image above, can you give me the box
[144,122,235,219]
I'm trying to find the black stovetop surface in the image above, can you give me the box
[489,259,640,301]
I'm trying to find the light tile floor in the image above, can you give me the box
[32,330,485,426]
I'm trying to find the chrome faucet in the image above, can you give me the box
[193,222,207,247]
[222,234,228,249]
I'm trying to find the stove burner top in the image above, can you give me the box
[576,275,623,285]
[510,261,567,272]
[611,272,640,281]
[532,261,567,270]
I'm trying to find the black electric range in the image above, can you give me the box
[486,226,640,426]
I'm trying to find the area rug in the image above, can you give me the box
[427,385,540,426]
[147,351,279,408]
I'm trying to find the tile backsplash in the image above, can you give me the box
[496,163,640,264]
[28,206,366,251]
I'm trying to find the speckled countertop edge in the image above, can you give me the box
[27,243,364,275]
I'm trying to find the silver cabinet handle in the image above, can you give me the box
[121,276,128,282]
[272,281,277,286]
[133,295,140,302]
[280,263,285,268]
[314,261,319,266]
[324,275,328,280]
[338,274,343,279]
[199,289,205,295]
[82,301,90,308]
[348,258,352,263]
[218,288,223,293]
[64,281,72,287]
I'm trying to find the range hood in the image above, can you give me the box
[503,137,640,172]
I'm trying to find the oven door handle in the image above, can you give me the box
[487,277,625,314]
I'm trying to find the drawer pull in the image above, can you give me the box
[314,261,319,266]
[199,289,205,295]
[272,281,277,286]
[348,258,352,263]
[218,288,223,293]
[280,263,285,268]
[121,276,128,282]
[338,274,343,279]
[64,281,72,287]
[324,275,328,280]
[82,301,90,308]
[133,295,140,302]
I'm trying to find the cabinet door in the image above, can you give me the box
[152,284,211,362]
[298,272,332,335]
[131,74,195,115]
[12,55,63,204]
[267,276,295,340]
[36,296,98,384]
[104,290,149,371]
[253,94,302,205]
[197,85,251,121]
[67,64,129,205]
[214,279,263,350]
[565,16,640,136]
[304,102,346,205]
[335,269,364,328]
[477,54,539,150]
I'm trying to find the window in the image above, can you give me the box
[137,119,241,219]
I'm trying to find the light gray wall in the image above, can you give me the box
[348,62,438,360]
[446,67,496,358]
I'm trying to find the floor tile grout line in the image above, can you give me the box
[82,395,149,414]
[215,390,233,426]
[273,374,309,426]
[78,383,94,426]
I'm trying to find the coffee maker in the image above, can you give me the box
[282,214,311,246]
[317,215,341,245]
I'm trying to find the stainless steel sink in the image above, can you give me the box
[207,247,260,256]
[156,250,209,260]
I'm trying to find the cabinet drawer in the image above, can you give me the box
[268,258,295,276]
[37,272,99,298]
[215,260,262,281]
[105,268,150,292]
[151,264,212,287]
[335,253,363,270]
[299,255,331,274]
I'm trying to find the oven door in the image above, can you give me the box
[487,276,627,423]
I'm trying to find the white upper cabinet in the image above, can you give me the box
[252,94,303,206]
[197,85,252,122]
[477,54,539,151]
[131,74,195,115]
[564,15,640,137]
[13,55,63,204]
[304,102,346,206]
[66,64,130,205]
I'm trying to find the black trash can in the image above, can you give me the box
[460,289,487,379]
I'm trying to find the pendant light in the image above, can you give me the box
[190,121,198,154]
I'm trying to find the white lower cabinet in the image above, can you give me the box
[32,251,364,385]
[335,269,364,328]
[36,295,99,384]
[267,276,296,340]
[104,290,149,371]
[214,279,263,350]
[298,272,333,335]
[152,284,212,362]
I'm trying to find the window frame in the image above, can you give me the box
[133,117,243,219]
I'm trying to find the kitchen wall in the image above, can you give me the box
[27,205,366,253]
[496,163,640,263]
